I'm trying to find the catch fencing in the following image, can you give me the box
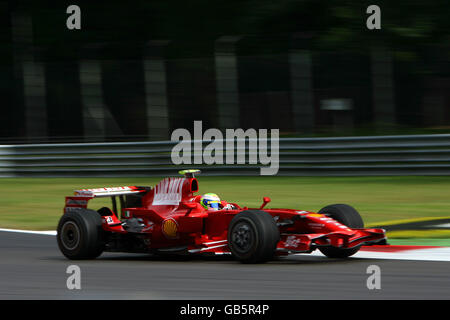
[0,134,450,177]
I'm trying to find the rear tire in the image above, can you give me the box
[57,209,105,260]
[318,204,363,258]
[228,210,280,263]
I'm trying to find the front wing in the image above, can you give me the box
[277,228,386,253]
[185,228,386,255]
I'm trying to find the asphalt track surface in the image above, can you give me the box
[0,231,449,300]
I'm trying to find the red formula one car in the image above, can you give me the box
[57,170,387,263]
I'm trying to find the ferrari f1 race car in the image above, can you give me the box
[57,170,387,263]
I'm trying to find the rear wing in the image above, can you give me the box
[74,186,149,198]
[65,186,150,214]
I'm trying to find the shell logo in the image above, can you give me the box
[162,218,178,238]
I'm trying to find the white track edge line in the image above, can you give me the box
[0,228,56,235]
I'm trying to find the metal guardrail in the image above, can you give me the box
[1,134,450,177]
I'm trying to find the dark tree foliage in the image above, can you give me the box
[8,0,445,59]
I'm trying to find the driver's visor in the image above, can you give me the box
[203,200,220,209]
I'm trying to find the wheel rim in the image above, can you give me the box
[60,221,81,250]
[231,221,254,253]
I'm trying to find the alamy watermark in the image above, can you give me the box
[66,5,81,30]
[171,121,279,175]
[66,265,81,290]
[366,264,381,290]
[366,5,381,30]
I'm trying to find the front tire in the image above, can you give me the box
[227,210,280,263]
[57,209,105,260]
[318,204,364,258]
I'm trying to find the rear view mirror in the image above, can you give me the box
[259,197,271,210]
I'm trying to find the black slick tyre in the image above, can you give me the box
[57,209,105,260]
[227,210,280,263]
[318,204,364,258]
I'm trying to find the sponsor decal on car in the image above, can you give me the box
[284,235,302,248]
[105,216,114,224]
[64,207,83,213]
[66,199,88,206]
[74,186,142,197]
[308,213,325,218]
[308,222,325,229]
[162,218,178,238]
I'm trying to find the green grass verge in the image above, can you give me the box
[386,230,450,239]
[387,238,450,246]
[1,176,450,236]
[366,216,450,228]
